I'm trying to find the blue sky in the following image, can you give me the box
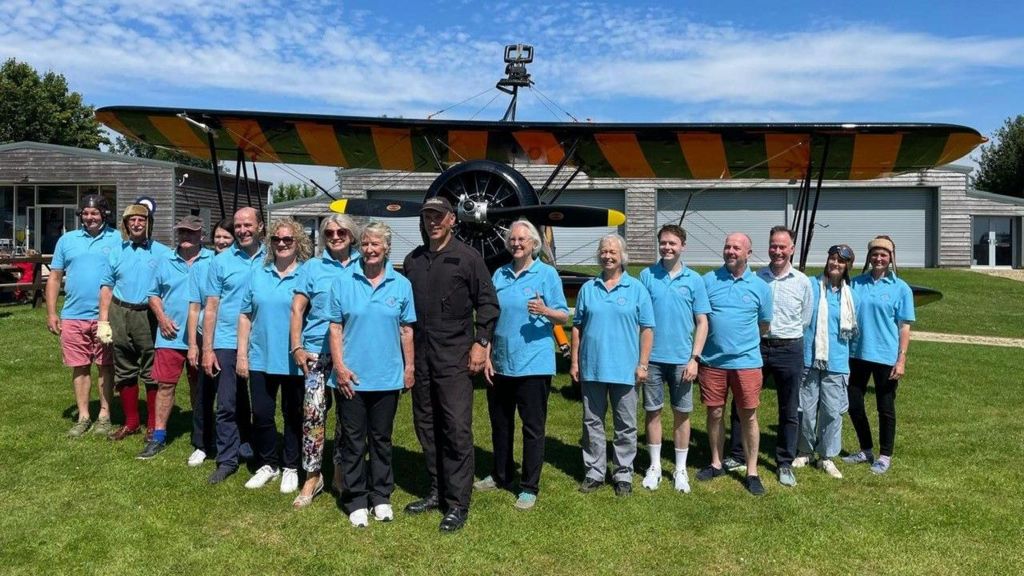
[3,0,1023,184]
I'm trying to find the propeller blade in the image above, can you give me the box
[328,198,422,218]
[488,205,626,228]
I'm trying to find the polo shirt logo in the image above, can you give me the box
[102,246,112,255]
[616,296,627,306]
[676,286,690,297]
[522,286,534,296]
[881,294,891,301]
[386,296,398,307]
[742,294,752,303]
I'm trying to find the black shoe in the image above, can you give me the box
[745,475,765,496]
[439,508,468,533]
[404,495,441,515]
[578,477,603,493]
[696,465,726,482]
[136,440,166,460]
[613,481,632,497]
[208,465,237,485]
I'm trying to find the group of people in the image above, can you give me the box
[46,192,914,533]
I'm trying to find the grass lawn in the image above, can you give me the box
[1,280,1022,575]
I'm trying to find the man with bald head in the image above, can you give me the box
[202,207,265,484]
[696,233,772,496]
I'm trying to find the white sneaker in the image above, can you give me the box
[244,465,280,489]
[641,466,662,490]
[280,468,299,494]
[819,459,843,479]
[673,469,691,493]
[187,449,207,467]
[792,455,811,469]
[349,508,369,528]
[372,504,394,522]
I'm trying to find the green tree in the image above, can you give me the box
[111,135,217,170]
[0,58,106,149]
[271,182,319,203]
[972,115,1024,197]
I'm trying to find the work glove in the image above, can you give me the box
[97,321,113,344]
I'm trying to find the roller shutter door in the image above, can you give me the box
[545,190,625,265]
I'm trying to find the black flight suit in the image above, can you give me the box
[403,238,499,512]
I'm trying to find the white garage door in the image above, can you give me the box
[657,189,789,267]
[796,187,934,268]
[546,189,626,266]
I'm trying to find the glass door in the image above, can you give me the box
[972,216,1014,267]
[34,205,77,255]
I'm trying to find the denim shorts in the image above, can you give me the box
[643,362,693,413]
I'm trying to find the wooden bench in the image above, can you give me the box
[0,255,51,308]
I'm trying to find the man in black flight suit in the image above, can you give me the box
[402,196,500,533]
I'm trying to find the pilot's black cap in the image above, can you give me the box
[420,197,453,214]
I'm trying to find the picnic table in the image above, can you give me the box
[0,255,51,307]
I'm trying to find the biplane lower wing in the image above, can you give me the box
[96,106,986,182]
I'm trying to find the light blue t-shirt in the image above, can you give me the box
[573,273,655,386]
[205,243,267,350]
[850,271,915,365]
[701,266,773,369]
[102,239,173,305]
[491,260,569,377]
[327,261,415,392]
[803,277,856,374]
[296,251,360,355]
[149,248,213,350]
[640,262,711,365]
[187,254,215,336]
[50,226,121,320]
[241,263,303,376]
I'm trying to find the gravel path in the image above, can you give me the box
[913,331,1024,348]
[972,269,1024,282]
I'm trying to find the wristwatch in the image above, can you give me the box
[475,336,490,347]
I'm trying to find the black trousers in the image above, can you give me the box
[192,371,217,453]
[729,338,803,467]
[336,389,400,513]
[248,371,303,470]
[486,375,551,495]
[213,350,252,468]
[411,368,474,511]
[847,358,899,457]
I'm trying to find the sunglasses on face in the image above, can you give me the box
[828,244,854,261]
[324,229,349,239]
[270,236,295,246]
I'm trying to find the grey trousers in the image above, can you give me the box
[581,381,637,484]
[798,368,849,458]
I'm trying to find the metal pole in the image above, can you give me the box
[207,132,226,219]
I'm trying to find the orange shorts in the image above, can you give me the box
[60,319,112,367]
[698,365,762,409]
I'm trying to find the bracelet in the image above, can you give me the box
[289,346,302,355]
[638,364,648,371]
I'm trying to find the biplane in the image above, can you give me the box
[95,45,987,306]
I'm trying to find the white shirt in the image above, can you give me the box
[757,265,813,339]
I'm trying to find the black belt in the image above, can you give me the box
[112,295,149,311]
[761,337,801,347]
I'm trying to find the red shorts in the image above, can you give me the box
[60,319,112,367]
[151,348,197,385]
[698,365,762,409]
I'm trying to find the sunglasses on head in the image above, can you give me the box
[828,244,854,260]
[270,236,295,246]
[324,228,349,239]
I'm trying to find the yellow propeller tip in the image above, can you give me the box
[608,210,626,227]
[329,199,349,213]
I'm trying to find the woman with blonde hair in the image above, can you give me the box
[236,217,312,493]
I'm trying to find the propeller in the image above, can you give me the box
[331,198,625,228]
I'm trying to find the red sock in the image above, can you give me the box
[120,384,140,429]
[145,386,158,431]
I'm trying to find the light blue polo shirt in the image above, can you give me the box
[205,243,267,350]
[102,239,173,305]
[149,248,213,350]
[573,273,655,386]
[491,259,569,377]
[50,226,121,320]
[850,271,915,365]
[701,266,773,369]
[640,262,711,365]
[187,254,215,336]
[327,261,415,392]
[296,251,360,355]
[241,263,303,376]
[803,277,856,374]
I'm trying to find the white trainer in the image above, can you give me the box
[673,469,691,493]
[792,455,811,469]
[187,449,207,467]
[641,466,662,490]
[280,468,299,494]
[819,459,843,479]
[372,504,394,522]
[245,465,280,489]
[349,508,369,528]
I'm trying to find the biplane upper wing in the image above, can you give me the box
[96,105,985,181]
